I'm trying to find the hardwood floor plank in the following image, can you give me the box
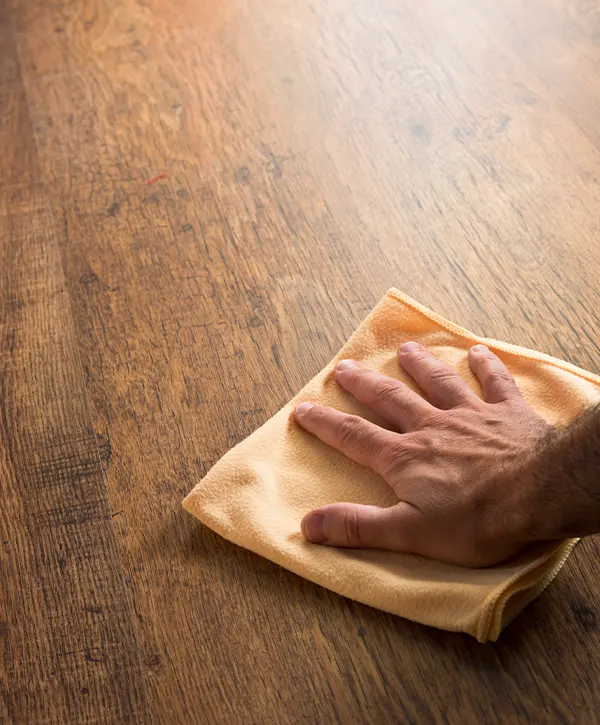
[0,2,150,722]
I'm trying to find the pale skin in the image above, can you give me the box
[294,342,600,567]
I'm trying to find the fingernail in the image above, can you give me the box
[295,402,314,417]
[302,513,327,543]
[401,341,419,353]
[471,344,489,354]
[336,359,357,372]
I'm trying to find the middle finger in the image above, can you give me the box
[398,342,477,409]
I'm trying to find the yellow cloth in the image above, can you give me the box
[183,289,600,641]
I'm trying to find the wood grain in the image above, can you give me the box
[4,0,600,721]
[0,2,150,722]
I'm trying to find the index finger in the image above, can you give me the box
[294,402,401,479]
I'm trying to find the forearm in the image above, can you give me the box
[523,403,600,540]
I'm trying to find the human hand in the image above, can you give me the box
[294,342,553,567]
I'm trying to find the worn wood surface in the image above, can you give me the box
[2,0,600,722]
[0,3,150,722]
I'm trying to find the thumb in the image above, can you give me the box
[301,502,420,551]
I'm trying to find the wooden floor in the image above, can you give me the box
[2,0,600,722]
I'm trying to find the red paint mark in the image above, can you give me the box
[145,173,167,185]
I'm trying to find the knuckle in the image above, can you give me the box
[378,450,403,479]
[372,379,400,405]
[380,436,421,476]
[410,351,430,367]
[488,368,516,387]
[335,415,363,445]
[427,366,458,388]
[344,509,361,544]
[411,430,434,451]
[420,409,448,429]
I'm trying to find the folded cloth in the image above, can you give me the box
[183,289,600,641]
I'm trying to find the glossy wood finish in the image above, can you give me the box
[2,0,600,722]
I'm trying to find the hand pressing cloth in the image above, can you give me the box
[183,289,600,641]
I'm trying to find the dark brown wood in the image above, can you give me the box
[3,0,600,721]
[0,3,150,722]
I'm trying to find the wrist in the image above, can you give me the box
[517,420,600,540]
